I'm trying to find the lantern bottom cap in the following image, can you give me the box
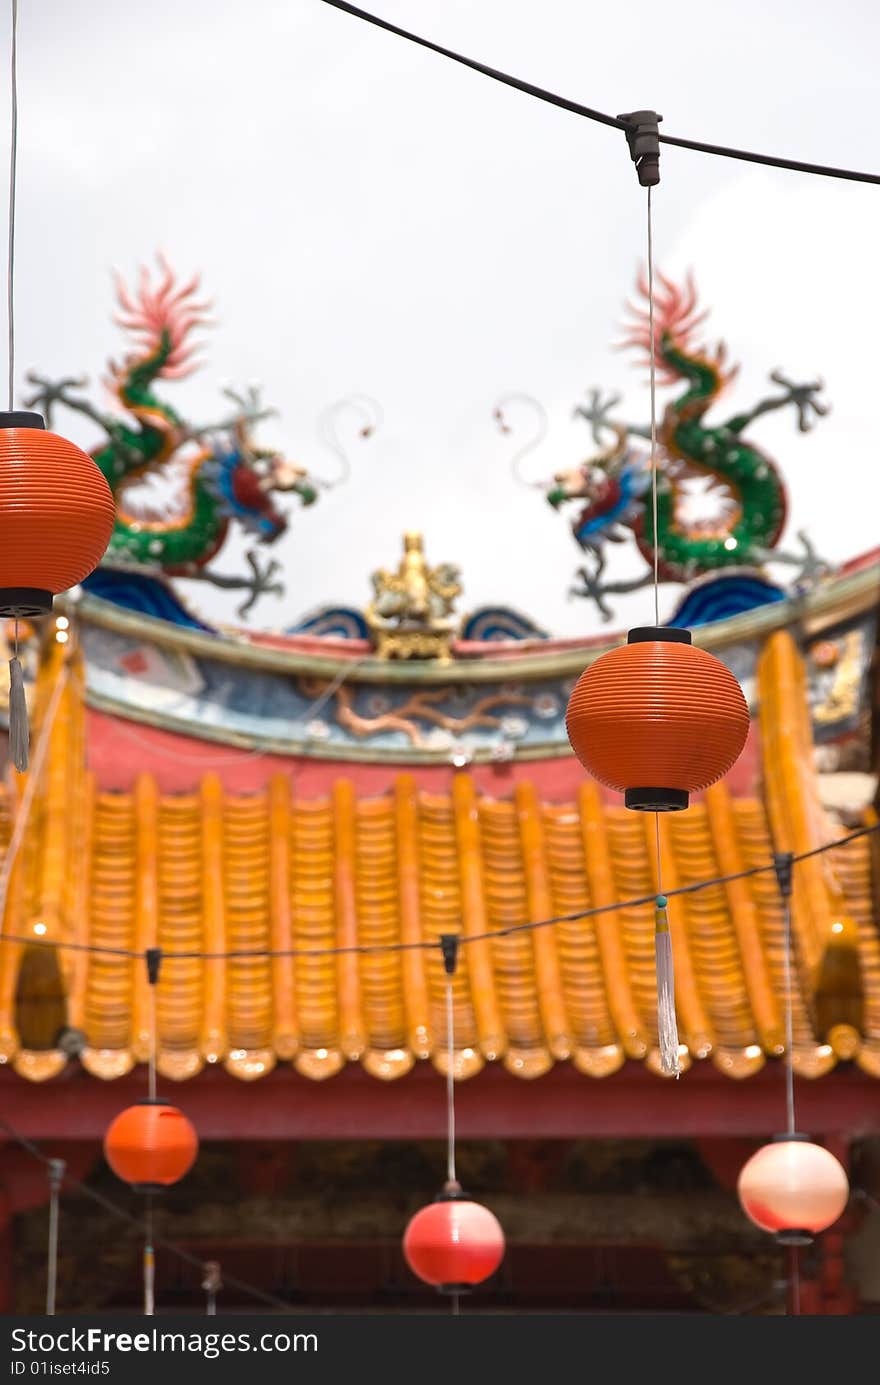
[0,588,52,617]
[774,1228,814,1246]
[625,787,690,812]
[437,1283,475,1296]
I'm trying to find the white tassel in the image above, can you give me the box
[8,656,29,773]
[655,895,680,1077]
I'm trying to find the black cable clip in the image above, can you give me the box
[439,933,460,976]
[773,851,794,900]
[617,109,662,186]
[145,947,162,986]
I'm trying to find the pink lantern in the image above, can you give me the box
[737,1135,849,1243]
[403,1186,505,1292]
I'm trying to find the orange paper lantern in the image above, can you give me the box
[403,1189,505,1292]
[737,1135,849,1243]
[565,626,749,810]
[104,1100,199,1192]
[0,412,115,616]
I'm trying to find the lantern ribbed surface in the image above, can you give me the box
[565,628,749,806]
[737,1137,849,1239]
[103,1101,199,1190]
[0,423,115,600]
[403,1197,505,1289]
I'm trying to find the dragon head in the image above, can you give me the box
[224,446,321,543]
[546,459,619,512]
[543,425,650,549]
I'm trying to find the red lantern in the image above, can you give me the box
[403,1186,505,1292]
[737,1135,849,1243]
[0,412,115,617]
[104,1101,199,1192]
[565,626,749,810]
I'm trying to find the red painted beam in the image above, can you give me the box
[0,1061,878,1142]
[85,717,759,800]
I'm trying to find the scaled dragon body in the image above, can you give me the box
[509,273,828,620]
[26,256,358,617]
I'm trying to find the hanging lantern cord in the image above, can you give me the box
[439,933,461,1316]
[773,852,797,1135]
[143,1194,155,1317]
[649,136,680,1077]
[6,0,17,412]
[143,947,162,1316]
[3,0,28,773]
[624,113,681,1079]
[8,614,28,772]
[202,1260,222,1316]
[146,946,161,1103]
[45,1156,65,1316]
[439,934,459,1187]
[773,849,801,1315]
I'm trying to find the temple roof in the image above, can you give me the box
[0,623,877,1085]
[67,548,879,776]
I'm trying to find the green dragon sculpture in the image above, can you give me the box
[25,256,373,617]
[502,271,829,621]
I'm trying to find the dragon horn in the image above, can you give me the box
[494,393,549,489]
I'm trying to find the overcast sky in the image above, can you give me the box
[6,0,879,635]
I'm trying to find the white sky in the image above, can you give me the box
[6,0,880,635]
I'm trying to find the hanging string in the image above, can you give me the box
[441,944,461,1320]
[772,850,801,1315]
[647,185,660,626]
[148,980,157,1103]
[143,1194,155,1317]
[143,948,160,1314]
[644,180,680,1078]
[773,854,797,1133]
[781,896,796,1136]
[202,1260,222,1316]
[439,934,460,1188]
[45,1157,65,1315]
[445,972,456,1186]
[8,615,28,772]
[6,0,17,410]
[0,660,69,933]
[4,0,29,773]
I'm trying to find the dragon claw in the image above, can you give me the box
[768,369,828,432]
[236,550,284,618]
[574,389,624,445]
[754,528,832,592]
[22,371,93,426]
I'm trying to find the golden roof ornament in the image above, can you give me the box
[366,531,462,662]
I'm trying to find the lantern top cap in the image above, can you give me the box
[627,626,692,645]
[771,1131,813,1144]
[435,1180,471,1203]
[0,410,45,431]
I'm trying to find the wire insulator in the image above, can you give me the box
[773,851,795,899]
[618,109,662,186]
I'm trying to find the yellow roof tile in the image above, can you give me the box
[1,629,876,1082]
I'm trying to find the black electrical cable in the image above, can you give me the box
[318,0,880,187]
